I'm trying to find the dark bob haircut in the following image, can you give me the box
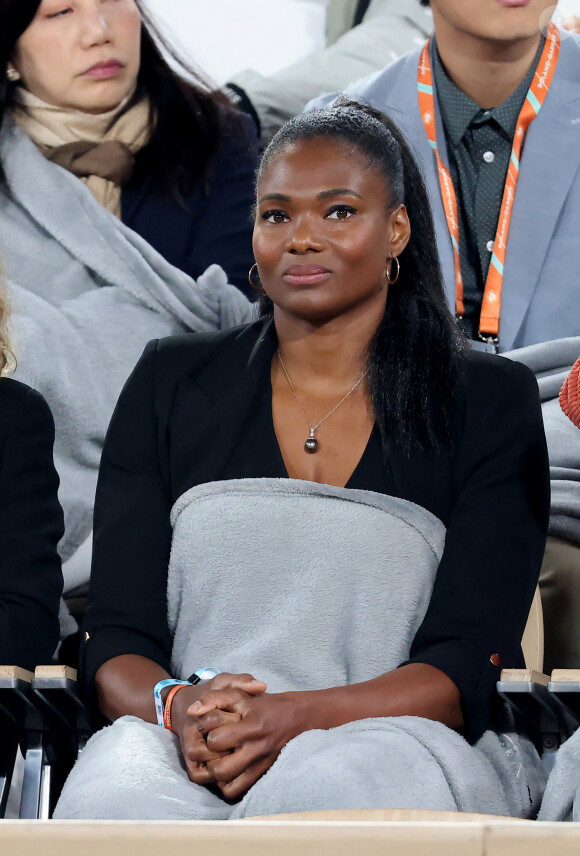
[0,0,242,197]
[257,99,466,455]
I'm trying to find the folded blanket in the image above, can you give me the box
[55,479,545,820]
[0,121,253,566]
[505,337,580,545]
[167,478,445,688]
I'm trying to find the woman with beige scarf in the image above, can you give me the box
[0,0,255,598]
[1,0,258,294]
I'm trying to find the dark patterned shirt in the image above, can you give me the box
[432,37,544,338]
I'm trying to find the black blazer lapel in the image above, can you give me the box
[167,317,276,499]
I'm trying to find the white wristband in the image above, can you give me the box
[153,679,191,727]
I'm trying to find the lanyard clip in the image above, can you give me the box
[478,333,499,355]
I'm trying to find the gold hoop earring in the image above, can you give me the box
[386,257,400,285]
[6,65,20,83]
[248,263,264,293]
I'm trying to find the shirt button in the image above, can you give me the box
[483,151,495,163]
[486,240,494,252]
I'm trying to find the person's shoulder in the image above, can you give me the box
[555,28,580,87]
[216,107,259,158]
[458,350,539,408]
[0,376,53,413]
[345,45,423,98]
[0,377,55,437]
[153,316,265,376]
[560,27,580,58]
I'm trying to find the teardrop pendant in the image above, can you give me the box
[304,428,319,454]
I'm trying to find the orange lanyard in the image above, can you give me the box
[417,23,560,345]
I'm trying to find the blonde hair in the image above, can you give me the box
[0,262,16,375]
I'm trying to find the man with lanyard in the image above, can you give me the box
[309,1,580,671]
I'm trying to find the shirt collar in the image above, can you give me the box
[431,35,545,146]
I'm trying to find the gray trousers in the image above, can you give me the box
[540,535,580,672]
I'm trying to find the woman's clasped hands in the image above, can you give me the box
[170,672,307,801]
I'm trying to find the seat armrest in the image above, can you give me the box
[548,669,580,725]
[0,667,37,818]
[499,669,549,686]
[0,666,42,729]
[32,665,91,735]
[497,669,567,769]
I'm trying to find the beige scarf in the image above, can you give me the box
[12,87,151,217]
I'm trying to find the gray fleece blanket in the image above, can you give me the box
[505,337,580,545]
[54,479,545,820]
[539,729,580,822]
[0,121,252,565]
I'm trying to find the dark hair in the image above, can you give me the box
[0,0,239,198]
[419,1,430,6]
[256,100,466,455]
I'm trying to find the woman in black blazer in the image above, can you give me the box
[56,102,549,820]
[0,293,63,670]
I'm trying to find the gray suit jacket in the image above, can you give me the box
[312,29,580,351]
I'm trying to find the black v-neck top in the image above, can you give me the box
[82,319,549,739]
[222,367,391,494]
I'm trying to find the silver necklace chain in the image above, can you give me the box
[276,350,368,453]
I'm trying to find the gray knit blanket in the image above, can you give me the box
[504,337,580,545]
[0,121,253,564]
[55,479,545,820]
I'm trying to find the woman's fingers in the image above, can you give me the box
[188,687,249,717]
[196,709,241,737]
[186,675,267,718]
[180,728,220,785]
[218,756,275,802]
[186,759,218,787]
[211,673,267,694]
[180,715,241,784]
[177,677,267,786]
[205,741,265,786]
[204,723,241,755]
[203,716,259,754]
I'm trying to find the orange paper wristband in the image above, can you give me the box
[163,683,190,732]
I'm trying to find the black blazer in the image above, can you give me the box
[0,378,64,669]
[122,115,259,299]
[82,318,549,738]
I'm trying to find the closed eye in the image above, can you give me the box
[326,205,357,220]
[261,209,289,224]
[46,7,73,18]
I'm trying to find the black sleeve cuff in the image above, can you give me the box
[402,639,506,741]
[80,626,172,706]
